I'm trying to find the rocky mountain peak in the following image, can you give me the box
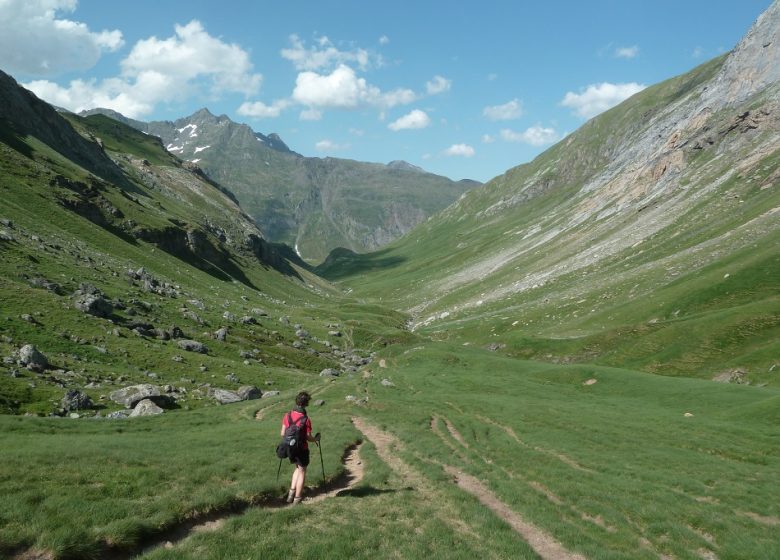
[702,0,779,106]
[387,160,425,173]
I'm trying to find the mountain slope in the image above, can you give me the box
[320,4,780,384]
[83,107,480,262]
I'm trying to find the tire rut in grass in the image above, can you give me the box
[97,442,364,560]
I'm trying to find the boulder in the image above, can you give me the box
[320,368,340,377]
[130,399,164,417]
[74,294,113,318]
[215,327,229,342]
[240,316,257,325]
[208,388,242,404]
[178,339,208,354]
[61,389,93,411]
[261,390,280,399]
[18,344,48,372]
[296,329,309,339]
[237,385,261,401]
[109,384,161,408]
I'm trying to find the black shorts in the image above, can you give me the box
[289,448,310,467]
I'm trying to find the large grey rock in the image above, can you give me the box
[320,368,340,377]
[109,384,161,408]
[74,294,113,318]
[214,327,229,342]
[61,389,93,411]
[208,388,242,404]
[18,344,48,372]
[130,399,164,417]
[237,385,261,400]
[177,339,208,353]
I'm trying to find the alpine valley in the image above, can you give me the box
[0,3,778,560]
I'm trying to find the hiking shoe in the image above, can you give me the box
[292,496,302,506]
[286,490,295,503]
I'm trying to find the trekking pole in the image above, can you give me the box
[276,457,283,483]
[316,437,325,485]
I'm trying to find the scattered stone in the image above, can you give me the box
[208,388,242,404]
[583,378,598,386]
[107,410,130,419]
[29,277,63,295]
[215,327,229,342]
[264,380,274,386]
[684,412,694,418]
[240,316,257,325]
[313,399,325,407]
[69,412,81,419]
[61,389,93,411]
[183,311,204,325]
[172,355,184,363]
[328,330,341,337]
[292,341,303,349]
[279,316,290,325]
[380,379,395,387]
[18,344,48,372]
[486,343,506,352]
[320,368,340,377]
[237,385,261,401]
[296,329,309,339]
[130,399,164,417]
[177,340,208,354]
[222,311,236,322]
[20,314,37,324]
[225,373,239,383]
[261,390,280,398]
[379,358,387,368]
[712,369,747,384]
[252,308,268,316]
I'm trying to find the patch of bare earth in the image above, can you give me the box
[736,510,780,526]
[445,466,587,560]
[14,550,54,560]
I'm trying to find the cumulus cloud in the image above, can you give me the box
[388,109,431,131]
[281,34,373,71]
[483,98,523,121]
[0,0,123,76]
[426,75,451,95]
[444,144,475,157]
[23,19,262,118]
[615,45,639,59]
[379,35,390,45]
[292,64,415,110]
[315,139,350,152]
[500,126,559,146]
[237,99,290,119]
[561,82,645,119]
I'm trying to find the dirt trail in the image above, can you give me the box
[445,466,587,560]
[354,416,589,560]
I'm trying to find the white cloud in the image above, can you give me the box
[315,139,350,152]
[388,109,431,131]
[483,98,523,121]
[0,0,124,76]
[292,64,415,110]
[481,134,495,144]
[281,34,372,71]
[426,75,451,95]
[23,20,262,118]
[299,108,322,121]
[444,144,475,157]
[379,35,390,45]
[500,126,559,146]
[615,45,639,59]
[561,82,645,119]
[237,99,290,119]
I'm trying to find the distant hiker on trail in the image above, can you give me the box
[281,391,320,505]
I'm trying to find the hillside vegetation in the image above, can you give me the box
[1,4,779,559]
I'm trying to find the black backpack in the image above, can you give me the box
[276,411,307,459]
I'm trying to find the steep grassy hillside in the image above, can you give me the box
[319,33,780,385]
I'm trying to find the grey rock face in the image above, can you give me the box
[130,399,164,417]
[109,384,161,408]
[208,388,242,404]
[18,344,48,372]
[61,389,93,411]
[237,385,261,400]
[177,339,208,353]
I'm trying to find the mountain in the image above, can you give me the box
[320,2,780,385]
[82,107,480,262]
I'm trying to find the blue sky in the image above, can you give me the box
[0,0,772,182]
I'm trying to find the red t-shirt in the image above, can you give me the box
[282,410,312,450]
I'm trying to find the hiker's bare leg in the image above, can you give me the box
[294,465,307,497]
[290,467,300,492]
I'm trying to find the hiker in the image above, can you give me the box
[281,391,320,505]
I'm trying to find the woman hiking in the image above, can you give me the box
[281,391,320,505]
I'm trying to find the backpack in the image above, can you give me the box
[276,411,307,459]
